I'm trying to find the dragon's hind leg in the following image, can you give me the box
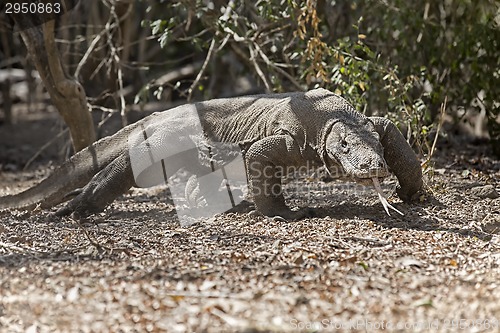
[56,152,135,217]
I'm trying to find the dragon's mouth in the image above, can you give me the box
[324,156,389,183]
[334,156,390,181]
[353,167,390,179]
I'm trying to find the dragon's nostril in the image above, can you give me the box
[360,163,369,170]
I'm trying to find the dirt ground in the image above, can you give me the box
[1,105,499,333]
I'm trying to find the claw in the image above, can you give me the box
[372,178,404,216]
[62,188,83,200]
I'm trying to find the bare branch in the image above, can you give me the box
[253,42,304,91]
[74,31,104,78]
[187,38,217,102]
[248,44,271,92]
[24,128,70,170]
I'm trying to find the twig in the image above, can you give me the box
[89,56,108,81]
[343,236,389,246]
[253,42,304,91]
[0,241,49,256]
[90,104,118,114]
[248,44,271,92]
[72,217,139,256]
[187,38,217,102]
[106,4,127,127]
[422,96,447,168]
[152,61,203,87]
[254,23,292,41]
[429,96,447,158]
[177,28,211,42]
[216,33,231,52]
[116,63,126,126]
[73,217,108,251]
[325,236,355,249]
[163,292,252,300]
[74,31,104,78]
[95,106,117,130]
[24,128,69,170]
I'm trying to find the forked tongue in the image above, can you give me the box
[371,178,404,216]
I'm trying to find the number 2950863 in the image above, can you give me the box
[5,2,62,15]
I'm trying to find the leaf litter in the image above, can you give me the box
[0,144,499,332]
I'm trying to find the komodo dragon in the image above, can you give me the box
[0,88,423,219]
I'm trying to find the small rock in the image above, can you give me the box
[470,185,499,199]
[396,256,425,268]
[482,213,500,234]
[291,251,304,265]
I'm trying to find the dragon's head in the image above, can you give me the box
[323,118,389,183]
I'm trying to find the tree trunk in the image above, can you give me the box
[13,18,96,152]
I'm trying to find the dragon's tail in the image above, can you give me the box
[0,125,136,211]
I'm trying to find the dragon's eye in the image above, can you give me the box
[341,139,348,148]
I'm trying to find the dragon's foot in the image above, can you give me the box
[396,185,425,203]
[54,187,109,218]
[54,199,104,218]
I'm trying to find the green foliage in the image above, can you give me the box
[361,0,500,154]
[143,0,500,156]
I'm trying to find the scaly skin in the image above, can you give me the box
[0,89,423,219]
[370,117,423,202]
